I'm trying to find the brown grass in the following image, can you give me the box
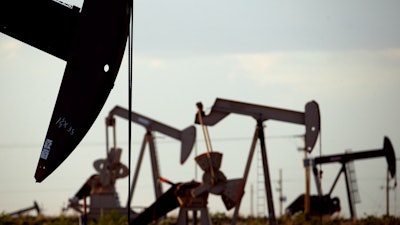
[1,211,399,225]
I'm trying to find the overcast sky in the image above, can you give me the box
[1,0,399,219]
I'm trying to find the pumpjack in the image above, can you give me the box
[65,105,196,224]
[194,98,321,225]
[130,103,245,225]
[131,152,245,225]
[106,106,196,210]
[286,136,397,219]
[66,147,131,222]
[8,201,41,217]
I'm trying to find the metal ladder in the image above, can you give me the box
[256,147,266,218]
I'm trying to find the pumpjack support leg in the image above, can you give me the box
[177,207,212,225]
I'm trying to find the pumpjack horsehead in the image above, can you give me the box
[1,0,131,182]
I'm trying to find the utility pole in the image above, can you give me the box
[250,184,254,217]
[387,168,390,216]
[278,169,283,217]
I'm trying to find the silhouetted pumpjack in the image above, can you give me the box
[287,136,397,219]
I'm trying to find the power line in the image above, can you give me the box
[0,134,305,149]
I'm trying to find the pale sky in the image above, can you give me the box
[1,0,399,219]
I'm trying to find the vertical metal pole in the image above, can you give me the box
[257,120,277,225]
[386,168,389,216]
[112,120,117,151]
[250,184,254,217]
[279,169,282,217]
[304,140,310,216]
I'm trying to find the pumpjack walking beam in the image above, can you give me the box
[0,0,81,60]
[195,98,320,225]
[3,0,131,183]
[106,105,196,209]
[8,201,41,217]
